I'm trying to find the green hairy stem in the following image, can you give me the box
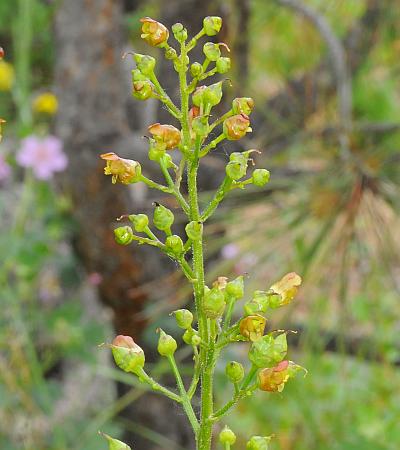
[101,15,305,450]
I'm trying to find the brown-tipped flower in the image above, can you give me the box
[258,360,304,392]
[189,106,200,122]
[213,276,228,290]
[101,152,142,184]
[269,272,302,307]
[111,335,145,374]
[239,315,266,341]
[223,113,252,140]
[132,80,153,100]
[140,17,169,47]
[148,123,181,150]
[232,97,255,115]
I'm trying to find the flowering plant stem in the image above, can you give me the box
[102,15,304,450]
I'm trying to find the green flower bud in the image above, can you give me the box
[192,86,206,107]
[173,309,193,329]
[134,53,156,76]
[246,436,272,450]
[182,327,200,345]
[165,234,184,256]
[157,328,177,356]
[173,55,189,72]
[248,333,288,368]
[185,221,203,241]
[203,286,226,319]
[239,315,266,341]
[203,81,223,107]
[226,275,244,299]
[203,16,222,36]
[128,213,149,233]
[193,82,224,108]
[244,300,263,316]
[132,80,153,100]
[225,361,245,383]
[216,57,231,74]
[100,432,131,450]
[219,426,236,445]
[203,42,221,61]
[132,68,147,82]
[223,114,252,140]
[148,139,166,161]
[111,335,145,374]
[192,115,209,137]
[226,160,247,181]
[114,226,134,245]
[191,334,202,346]
[162,153,177,170]
[252,169,270,187]
[140,17,169,47]
[191,62,203,77]
[165,47,177,60]
[232,97,255,115]
[153,203,174,232]
[172,23,187,42]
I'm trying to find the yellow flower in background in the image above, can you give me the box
[0,61,15,91]
[33,92,58,115]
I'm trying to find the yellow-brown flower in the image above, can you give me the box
[148,123,181,150]
[100,152,142,184]
[239,315,266,341]
[258,360,290,392]
[140,17,169,47]
[258,360,305,392]
[223,113,252,140]
[269,272,302,306]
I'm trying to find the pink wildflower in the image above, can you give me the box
[16,135,67,180]
[0,154,11,182]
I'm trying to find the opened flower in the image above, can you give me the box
[100,152,142,184]
[269,272,302,307]
[148,123,181,150]
[223,114,252,140]
[140,17,169,47]
[240,315,266,341]
[258,360,305,392]
[16,135,67,180]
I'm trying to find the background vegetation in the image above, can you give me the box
[0,0,399,449]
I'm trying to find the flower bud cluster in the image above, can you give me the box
[203,275,244,319]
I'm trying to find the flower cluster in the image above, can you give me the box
[99,16,304,450]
